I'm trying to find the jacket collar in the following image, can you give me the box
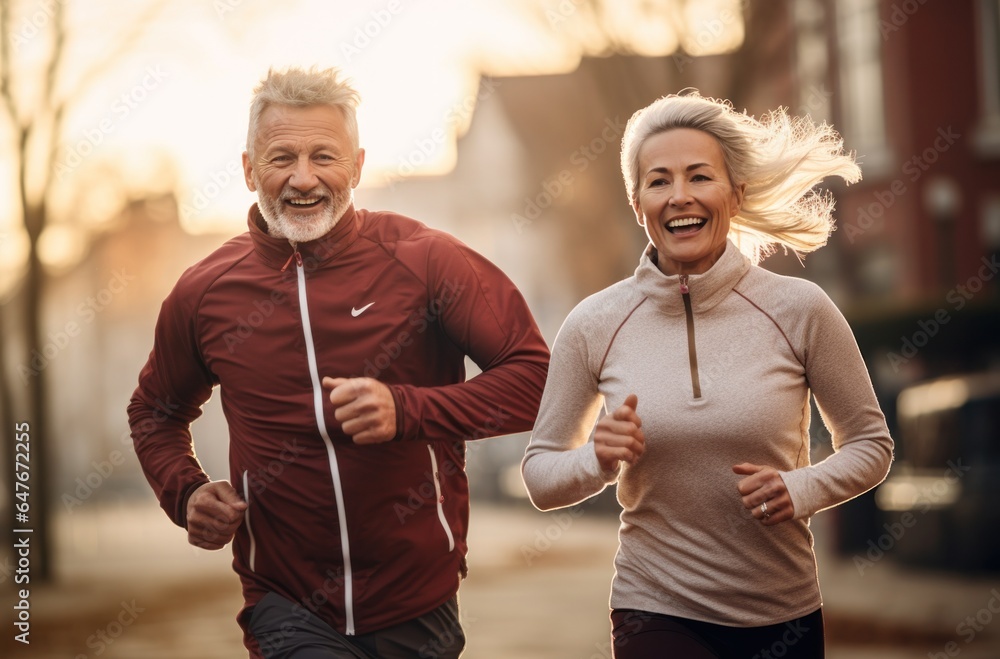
[634,239,751,315]
[247,203,361,270]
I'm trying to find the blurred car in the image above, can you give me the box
[874,370,1000,572]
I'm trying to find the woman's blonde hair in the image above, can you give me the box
[247,66,361,158]
[620,90,861,264]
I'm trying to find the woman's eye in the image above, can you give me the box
[692,174,710,181]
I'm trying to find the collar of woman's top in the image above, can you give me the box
[634,239,752,316]
[246,202,362,270]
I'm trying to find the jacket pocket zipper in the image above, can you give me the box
[242,470,257,573]
[427,445,456,552]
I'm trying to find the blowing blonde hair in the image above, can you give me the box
[246,66,361,158]
[621,90,861,264]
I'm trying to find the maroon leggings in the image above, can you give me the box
[611,608,824,659]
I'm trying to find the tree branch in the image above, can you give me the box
[0,0,23,129]
[41,0,66,109]
[56,0,171,108]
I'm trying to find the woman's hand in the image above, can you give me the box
[733,462,794,525]
[594,394,645,473]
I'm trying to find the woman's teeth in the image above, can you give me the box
[667,217,706,233]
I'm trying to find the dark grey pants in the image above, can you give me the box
[249,591,465,659]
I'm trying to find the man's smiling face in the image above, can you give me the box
[243,104,365,243]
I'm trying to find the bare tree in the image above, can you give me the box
[0,0,168,581]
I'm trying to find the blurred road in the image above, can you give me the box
[2,499,999,658]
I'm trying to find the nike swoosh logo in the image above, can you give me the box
[351,302,375,317]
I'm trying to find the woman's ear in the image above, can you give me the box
[731,183,747,216]
[632,198,644,227]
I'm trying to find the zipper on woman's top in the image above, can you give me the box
[679,275,702,399]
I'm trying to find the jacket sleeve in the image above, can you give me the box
[521,304,620,511]
[780,287,894,519]
[127,280,215,528]
[387,238,550,442]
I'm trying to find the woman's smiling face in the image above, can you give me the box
[632,128,744,276]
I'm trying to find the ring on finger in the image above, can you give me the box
[760,501,770,519]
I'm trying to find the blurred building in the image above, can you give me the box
[819,0,1000,568]
[43,195,232,507]
[820,0,1000,385]
[366,0,999,559]
[365,0,803,341]
[24,0,995,564]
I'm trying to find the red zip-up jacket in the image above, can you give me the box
[128,204,549,653]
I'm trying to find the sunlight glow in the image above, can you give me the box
[897,378,971,419]
[0,0,745,241]
[875,474,962,511]
[680,0,746,57]
[38,223,88,274]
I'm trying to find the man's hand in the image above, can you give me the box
[733,462,794,526]
[186,481,247,550]
[323,377,397,444]
[594,394,645,473]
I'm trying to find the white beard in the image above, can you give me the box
[256,181,354,244]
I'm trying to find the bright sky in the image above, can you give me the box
[0,0,744,280]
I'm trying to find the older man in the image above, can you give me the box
[128,67,549,658]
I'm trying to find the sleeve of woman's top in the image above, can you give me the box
[780,284,894,519]
[521,304,620,511]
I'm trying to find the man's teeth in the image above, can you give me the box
[288,198,320,206]
[668,217,705,228]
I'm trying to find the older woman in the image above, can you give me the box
[522,92,893,658]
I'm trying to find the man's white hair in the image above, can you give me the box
[621,90,862,264]
[247,66,361,158]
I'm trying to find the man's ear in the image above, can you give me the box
[351,148,366,188]
[242,151,256,192]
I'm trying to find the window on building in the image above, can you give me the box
[836,0,892,177]
[975,0,1000,157]
[793,0,832,123]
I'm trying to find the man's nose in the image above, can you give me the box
[289,157,319,191]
